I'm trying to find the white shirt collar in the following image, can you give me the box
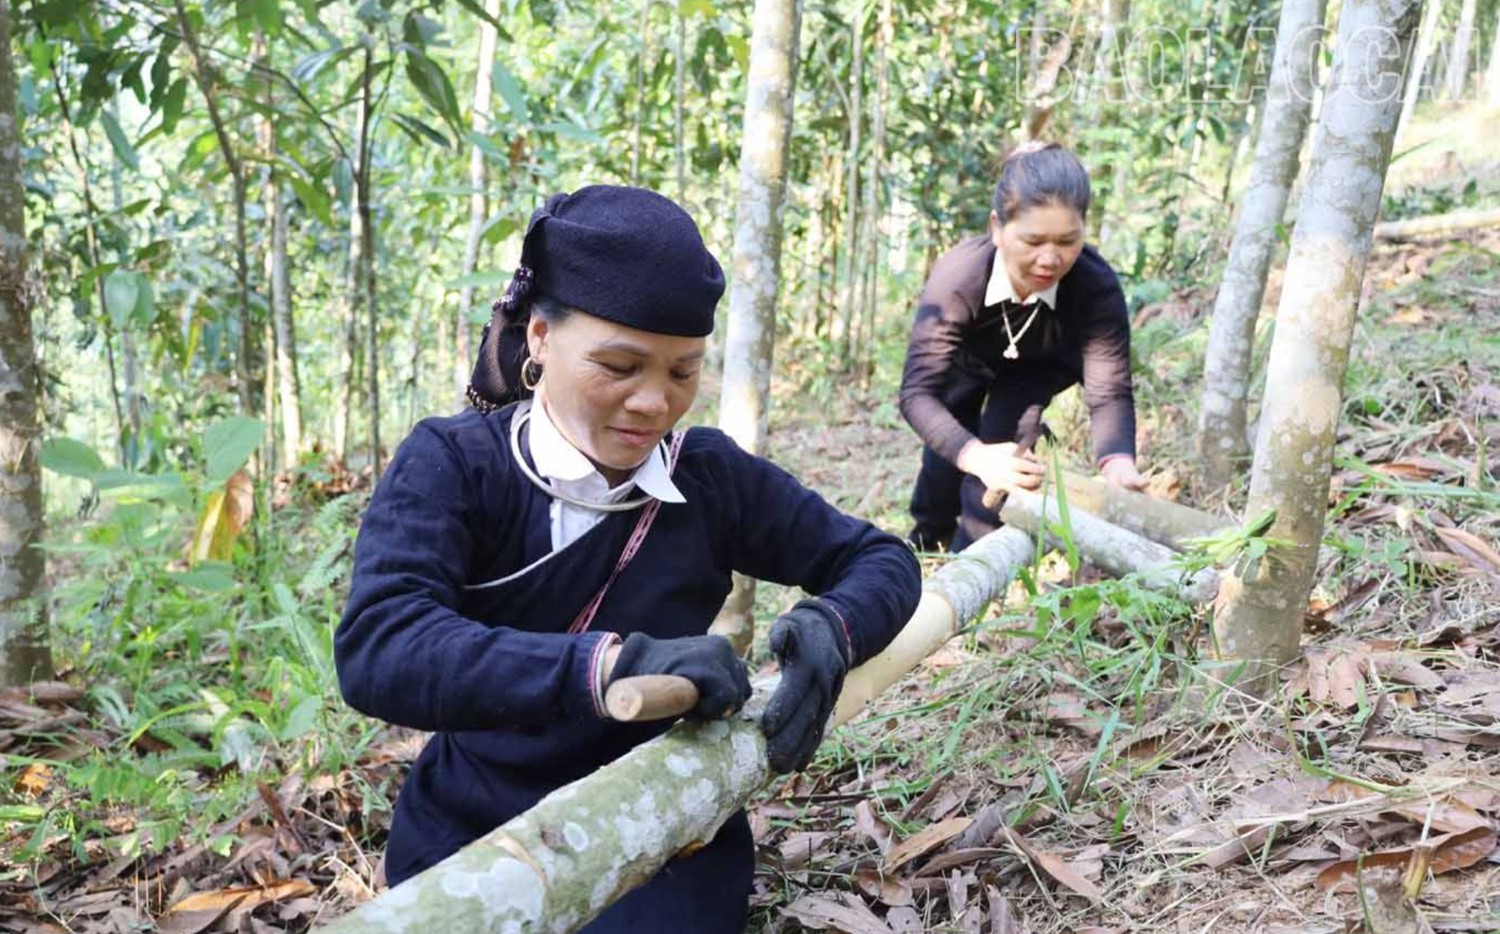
[527,397,685,504]
[985,248,1060,309]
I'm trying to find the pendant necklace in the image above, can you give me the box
[1001,301,1043,360]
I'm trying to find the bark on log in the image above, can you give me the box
[321,527,1035,933]
[1372,206,1500,241]
[999,490,1221,604]
[1058,471,1231,551]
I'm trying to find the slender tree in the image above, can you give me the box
[1212,0,1422,687]
[835,0,865,365]
[714,0,802,654]
[1445,0,1478,100]
[0,0,53,687]
[1488,6,1500,103]
[175,0,260,417]
[457,0,502,401]
[1197,0,1328,492]
[1398,0,1443,136]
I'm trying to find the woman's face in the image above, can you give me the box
[991,202,1086,300]
[528,310,704,484]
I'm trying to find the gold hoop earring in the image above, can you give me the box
[520,355,543,392]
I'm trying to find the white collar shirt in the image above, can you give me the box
[527,397,686,552]
[985,250,1061,310]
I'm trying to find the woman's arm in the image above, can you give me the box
[898,248,986,465]
[335,419,616,732]
[712,438,921,666]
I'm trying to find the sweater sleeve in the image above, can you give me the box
[335,420,615,732]
[898,260,982,465]
[1078,275,1137,463]
[713,437,921,666]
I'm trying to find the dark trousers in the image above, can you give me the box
[909,366,1078,552]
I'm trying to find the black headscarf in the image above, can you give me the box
[466,186,725,411]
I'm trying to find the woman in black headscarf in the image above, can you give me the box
[336,186,921,931]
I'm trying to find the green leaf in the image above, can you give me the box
[446,269,512,289]
[103,272,140,329]
[491,59,530,125]
[287,174,333,226]
[130,273,154,327]
[39,438,106,480]
[280,695,322,740]
[100,111,139,171]
[203,416,266,486]
[677,0,713,15]
[160,77,188,134]
[404,48,463,138]
[391,112,452,148]
[171,565,239,592]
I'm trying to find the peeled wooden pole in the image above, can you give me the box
[321,527,1035,934]
[1372,207,1500,242]
[999,489,1221,604]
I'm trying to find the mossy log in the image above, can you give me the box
[321,527,1036,933]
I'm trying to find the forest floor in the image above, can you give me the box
[3,107,1500,934]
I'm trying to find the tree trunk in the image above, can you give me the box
[0,0,52,687]
[1445,0,1477,100]
[323,526,1036,933]
[711,0,802,656]
[1488,7,1500,104]
[333,218,358,462]
[1373,205,1500,240]
[674,5,688,203]
[107,99,143,466]
[858,0,891,388]
[1196,0,1328,493]
[1398,0,1443,137]
[1087,0,1130,242]
[1212,0,1422,689]
[835,2,864,366]
[176,0,258,418]
[1023,0,1084,141]
[269,167,301,469]
[630,0,652,185]
[1058,470,1231,548]
[48,64,126,464]
[457,0,501,403]
[357,45,382,478]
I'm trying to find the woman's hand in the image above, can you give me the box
[1100,456,1148,492]
[605,633,751,720]
[761,601,850,773]
[957,439,1045,495]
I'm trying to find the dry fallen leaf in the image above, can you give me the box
[883,816,973,873]
[854,799,892,853]
[777,831,834,869]
[854,867,913,907]
[1433,527,1500,576]
[1000,827,1104,905]
[780,893,893,934]
[166,879,316,917]
[1316,828,1498,892]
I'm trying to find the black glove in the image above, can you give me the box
[760,600,851,773]
[608,632,752,720]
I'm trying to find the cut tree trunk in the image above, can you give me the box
[1211,0,1422,689]
[456,0,501,402]
[1373,206,1500,240]
[323,526,1036,933]
[1196,0,1328,492]
[1059,471,1231,550]
[711,0,802,656]
[999,490,1221,603]
[0,0,52,687]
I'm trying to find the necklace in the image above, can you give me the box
[508,402,659,512]
[1001,301,1043,360]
